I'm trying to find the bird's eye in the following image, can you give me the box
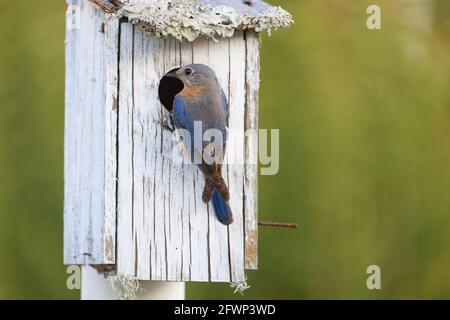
[185,68,193,76]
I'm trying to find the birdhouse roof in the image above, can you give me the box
[90,0,293,41]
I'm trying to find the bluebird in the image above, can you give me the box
[163,64,233,225]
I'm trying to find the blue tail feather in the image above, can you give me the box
[212,189,233,225]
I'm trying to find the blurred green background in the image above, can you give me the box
[0,0,449,299]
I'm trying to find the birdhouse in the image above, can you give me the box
[64,0,293,283]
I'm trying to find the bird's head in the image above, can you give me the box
[163,64,218,88]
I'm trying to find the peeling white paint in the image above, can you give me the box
[112,0,293,41]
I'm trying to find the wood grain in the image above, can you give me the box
[115,30,251,281]
[65,1,259,279]
[64,0,119,265]
[244,31,260,270]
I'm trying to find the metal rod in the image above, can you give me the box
[258,221,298,229]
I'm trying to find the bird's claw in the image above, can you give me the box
[163,116,175,132]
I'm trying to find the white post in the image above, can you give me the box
[81,266,185,300]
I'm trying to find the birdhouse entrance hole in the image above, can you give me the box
[158,67,183,112]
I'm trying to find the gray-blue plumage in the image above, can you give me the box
[164,64,233,225]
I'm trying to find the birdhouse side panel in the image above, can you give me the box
[64,1,119,265]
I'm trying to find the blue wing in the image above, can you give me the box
[172,95,200,164]
[172,96,190,131]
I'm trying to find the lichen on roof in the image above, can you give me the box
[93,0,293,41]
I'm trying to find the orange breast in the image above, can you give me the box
[179,85,206,99]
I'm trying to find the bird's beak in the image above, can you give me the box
[164,69,179,79]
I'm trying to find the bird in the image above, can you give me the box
[163,64,233,225]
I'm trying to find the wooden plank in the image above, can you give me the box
[244,31,260,270]
[117,23,136,275]
[179,41,194,281]
[136,31,166,280]
[103,14,120,265]
[188,38,214,282]
[149,37,170,280]
[228,32,246,281]
[204,37,232,282]
[132,26,151,279]
[164,37,184,281]
[64,0,118,265]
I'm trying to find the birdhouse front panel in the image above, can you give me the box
[64,0,292,283]
[115,24,257,282]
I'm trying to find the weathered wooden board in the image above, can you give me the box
[64,1,259,279]
[116,26,253,281]
[64,0,119,265]
[244,31,260,270]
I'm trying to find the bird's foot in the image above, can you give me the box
[162,115,175,132]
